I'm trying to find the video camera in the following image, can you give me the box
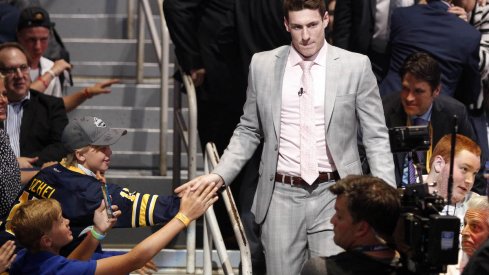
[389,126,460,274]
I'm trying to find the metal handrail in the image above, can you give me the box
[203,143,253,275]
[136,0,169,176]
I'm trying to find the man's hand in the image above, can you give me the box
[190,68,206,87]
[179,180,219,221]
[17,156,38,169]
[50,59,72,76]
[85,79,120,97]
[133,260,158,274]
[0,240,15,272]
[448,6,468,21]
[93,200,121,235]
[479,0,487,6]
[174,173,224,197]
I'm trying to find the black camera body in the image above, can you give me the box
[389,126,430,153]
[388,126,460,274]
[399,184,460,274]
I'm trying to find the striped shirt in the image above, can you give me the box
[5,92,30,157]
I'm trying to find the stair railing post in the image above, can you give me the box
[136,0,145,83]
[158,0,169,176]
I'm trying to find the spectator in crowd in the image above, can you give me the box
[452,0,489,187]
[301,175,411,274]
[175,0,396,274]
[461,197,489,274]
[0,116,180,256]
[333,0,416,80]
[382,52,478,189]
[9,181,216,275]
[16,6,120,112]
[380,0,481,109]
[0,75,22,218]
[0,42,68,167]
[446,196,489,274]
[425,134,481,223]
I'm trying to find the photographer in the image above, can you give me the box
[301,175,412,274]
[425,134,481,224]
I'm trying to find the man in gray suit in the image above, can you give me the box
[176,0,395,274]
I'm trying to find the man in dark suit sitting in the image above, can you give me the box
[0,42,68,168]
[380,0,481,108]
[382,52,478,188]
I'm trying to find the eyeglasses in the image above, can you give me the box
[0,64,30,77]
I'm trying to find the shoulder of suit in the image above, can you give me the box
[434,95,466,110]
[252,45,289,59]
[29,89,63,103]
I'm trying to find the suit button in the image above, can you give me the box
[270,175,274,181]
[274,145,278,151]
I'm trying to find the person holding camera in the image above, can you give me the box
[382,52,479,190]
[301,175,412,275]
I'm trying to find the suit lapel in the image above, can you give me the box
[324,44,339,132]
[20,93,35,149]
[271,47,289,140]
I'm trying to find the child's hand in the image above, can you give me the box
[0,240,16,272]
[93,200,121,234]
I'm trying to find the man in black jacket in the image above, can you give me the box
[382,52,479,189]
[0,42,68,167]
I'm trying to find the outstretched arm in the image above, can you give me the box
[63,79,120,112]
[95,182,218,275]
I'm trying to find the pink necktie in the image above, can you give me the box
[299,61,319,184]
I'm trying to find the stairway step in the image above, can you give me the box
[51,15,164,40]
[68,106,191,129]
[63,39,174,63]
[66,83,187,108]
[109,151,205,170]
[70,61,164,79]
[41,0,158,15]
[104,248,241,272]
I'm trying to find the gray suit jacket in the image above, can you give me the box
[213,44,395,224]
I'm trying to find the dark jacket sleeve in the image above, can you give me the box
[20,91,69,166]
[106,183,181,227]
[163,0,204,72]
[332,0,353,49]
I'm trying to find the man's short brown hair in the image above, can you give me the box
[430,134,481,167]
[10,199,62,252]
[329,175,400,238]
[0,42,31,67]
[283,0,327,20]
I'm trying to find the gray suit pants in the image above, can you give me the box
[261,180,342,275]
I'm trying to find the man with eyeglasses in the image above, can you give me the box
[0,42,68,168]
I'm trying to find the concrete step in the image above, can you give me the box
[70,60,164,79]
[41,0,158,15]
[51,15,164,40]
[105,248,241,273]
[68,106,191,130]
[108,151,205,170]
[63,39,174,63]
[66,83,187,108]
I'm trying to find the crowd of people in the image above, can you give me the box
[1,0,489,274]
